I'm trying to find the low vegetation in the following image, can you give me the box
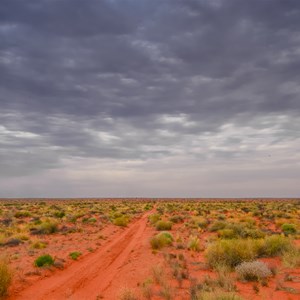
[0,258,12,298]
[235,261,272,281]
[0,198,299,299]
[34,254,55,267]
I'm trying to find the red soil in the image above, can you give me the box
[9,212,154,300]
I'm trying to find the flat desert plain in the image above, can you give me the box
[0,199,300,300]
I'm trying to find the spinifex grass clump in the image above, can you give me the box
[113,215,129,227]
[150,232,173,250]
[155,221,172,231]
[235,261,272,281]
[187,236,201,252]
[205,239,262,269]
[0,259,12,298]
[262,235,292,256]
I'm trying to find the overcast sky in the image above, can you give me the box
[0,0,299,198]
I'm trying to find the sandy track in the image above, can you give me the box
[11,212,150,300]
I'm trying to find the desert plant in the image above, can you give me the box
[282,246,300,267]
[262,235,292,256]
[218,229,237,239]
[149,213,161,224]
[209,221,227,232]
[0,259,12,298]
[152,265,165,285]
[160,282,173,300]
[69,251,82,260]
[169,215,184,223]
[150,232,173,250]
[215,264,236,292]
[118,287,138,300]
[31,240,47,249]
[155,221,172,231]
[205,239,263,268]
[235,261,272,281]
[196,291,244,300]
[33,221,58,235]
[187,236,201,252]
[34,254,54,267]
[281,224,297,235]
[113,216,129,227]
[141,278,153,300]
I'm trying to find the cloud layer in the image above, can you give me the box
[0,0,299,197]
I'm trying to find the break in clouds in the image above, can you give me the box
[0,0,299,197]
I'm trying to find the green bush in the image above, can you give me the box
[0,259,12,298]
[155,221,172,231]
[34,254,54,267]
[281,224,297,235]
[69,251,82,260]
[150,232,173,250]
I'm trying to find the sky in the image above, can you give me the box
[0,0,299,198]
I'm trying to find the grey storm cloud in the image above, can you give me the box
[0,0,299,197]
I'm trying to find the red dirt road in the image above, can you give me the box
[10,212,150,300]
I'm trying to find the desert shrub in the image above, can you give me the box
[191,216,209,229]
[34,221,58,235]
[31,240,47,249]
[244,229,265,239]
[261,235,292,256]
[53,211,65,218]
[215,264,236,292]
[152,265,165,284]
[218,229,237,239]
[282,246,300,267]
[14,211,31,218]
[281,224,297,235]
[118,287,138,300]
[196,291,244,300]
[209,221,227,232]
[34,254,54,267]
[160,282,174,300]
[141,278,153,300]
[169,215,184,223]
[69,251,82,260]
[150,232,173,250]
[187,236,201,252]
[155,221,172,231]
[235,261,272,281]
[205,239,263,268]
[3,238,22,247]
[0,259,12,298]
[149,213,161,224]
[113,216,129,227]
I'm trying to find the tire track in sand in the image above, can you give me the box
[11,212,150,300]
